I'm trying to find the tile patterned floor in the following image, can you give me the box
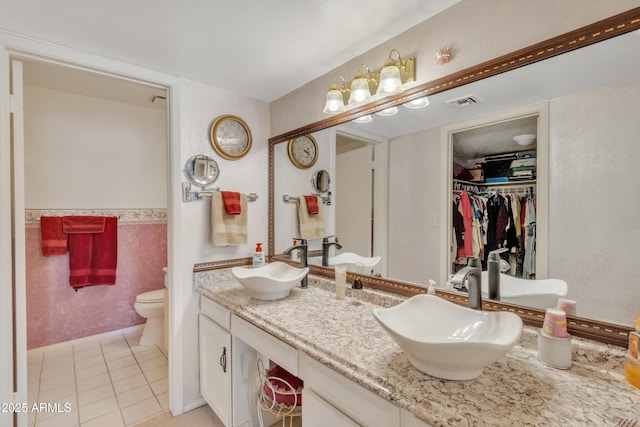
[27,328,169,427]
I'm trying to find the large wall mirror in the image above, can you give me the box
[269,8,640,344]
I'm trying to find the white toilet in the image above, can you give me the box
[134,267,168,346]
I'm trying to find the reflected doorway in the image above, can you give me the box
[334,133,387,276]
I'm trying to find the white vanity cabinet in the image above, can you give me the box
[303,389,360,426]
[299,352,403,427]
[199,312,232,426]
[199,296,266,427]
[199,294,434,427]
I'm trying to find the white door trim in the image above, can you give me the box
[0,30,186,418]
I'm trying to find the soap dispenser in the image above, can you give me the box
[253,243,265,268]
[487,248,508,300]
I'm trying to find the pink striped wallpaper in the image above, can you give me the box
[26,221,167,349]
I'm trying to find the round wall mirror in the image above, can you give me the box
[312,169,331,193]
[185,154,219,188]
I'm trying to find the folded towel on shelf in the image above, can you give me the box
[303,195,319,215]
[298,195,325,239]
[67,216,118,290]
[221,191,242,215]
[212,192,248,245]
[62,216,106,233]
[40,216,68,256]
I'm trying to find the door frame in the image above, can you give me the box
[334,127,389,277]
[0,31,186,422]
[439,102,549,286]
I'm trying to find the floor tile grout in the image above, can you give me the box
[28,332,168,427]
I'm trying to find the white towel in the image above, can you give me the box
[212,192,248,245]
[297,196,325,239]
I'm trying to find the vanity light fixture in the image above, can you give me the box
[402,96,430,109]
[348,65,374,105]
[376,49,415,95]
[375,106,398,116]
[323,49,415,114]
[352,114,372,123]
[322,76,348,114]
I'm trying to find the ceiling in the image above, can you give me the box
[0,0,460,102]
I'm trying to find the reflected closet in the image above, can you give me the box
[450,114,541,279]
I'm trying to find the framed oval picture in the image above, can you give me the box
[210,115,252,160]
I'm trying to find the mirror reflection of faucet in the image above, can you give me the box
[487,248,509,301]
[449,257,483,310]
[284,238,309,288]
[322,235,342,267]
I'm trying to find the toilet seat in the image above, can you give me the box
[136,289,165,304]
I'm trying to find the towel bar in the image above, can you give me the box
[282,193,331,205]
[182,182,259,203]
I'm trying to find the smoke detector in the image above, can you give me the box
[445,94,482,108]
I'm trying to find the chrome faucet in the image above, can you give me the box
[449,257,483,310]
[321,235,342,267]
[284,238,309,288]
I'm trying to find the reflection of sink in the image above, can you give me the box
[480,271,568,310]
[328,252,381,271]
[231,262,309,300]
[373,294,522,380]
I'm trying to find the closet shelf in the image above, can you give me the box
[453,179,536,187]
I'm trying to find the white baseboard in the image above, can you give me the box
[182,398,207,414]
[27,324,145,354]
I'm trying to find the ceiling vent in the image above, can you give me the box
[445,94,482,108]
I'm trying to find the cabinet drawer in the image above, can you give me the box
[200,296,231,330]
[231,315,298,376]
[303,389,360,427]
[299,352,400,427]
[401,409,434,427]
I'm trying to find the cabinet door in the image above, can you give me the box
[302,389,361,427]
[199,314,232,427]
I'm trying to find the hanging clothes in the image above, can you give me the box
[486,192,508,254]
[522,194,537,278]
[452,182,536,277]
[454,190,474,259]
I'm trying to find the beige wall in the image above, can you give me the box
[270,0,639,137]
[388,127,442,284]
[24,85,167,209]
[176,78,270,406]
[548,78,640,325]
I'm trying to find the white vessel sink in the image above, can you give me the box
[231,262,309,300]
[328,252,381,271]
[480,271,568,310]
[373,294,522,380]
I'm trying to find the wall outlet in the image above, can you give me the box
[427,215,437,226]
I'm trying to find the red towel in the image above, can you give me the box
[40,216,68,256]
[67,216,118,290]
[62,216,106,233]
[303,195,319,215]
[221,191,242,215]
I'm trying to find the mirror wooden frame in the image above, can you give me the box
[266,8,640,347]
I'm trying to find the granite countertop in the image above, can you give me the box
[195,268,640,426]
